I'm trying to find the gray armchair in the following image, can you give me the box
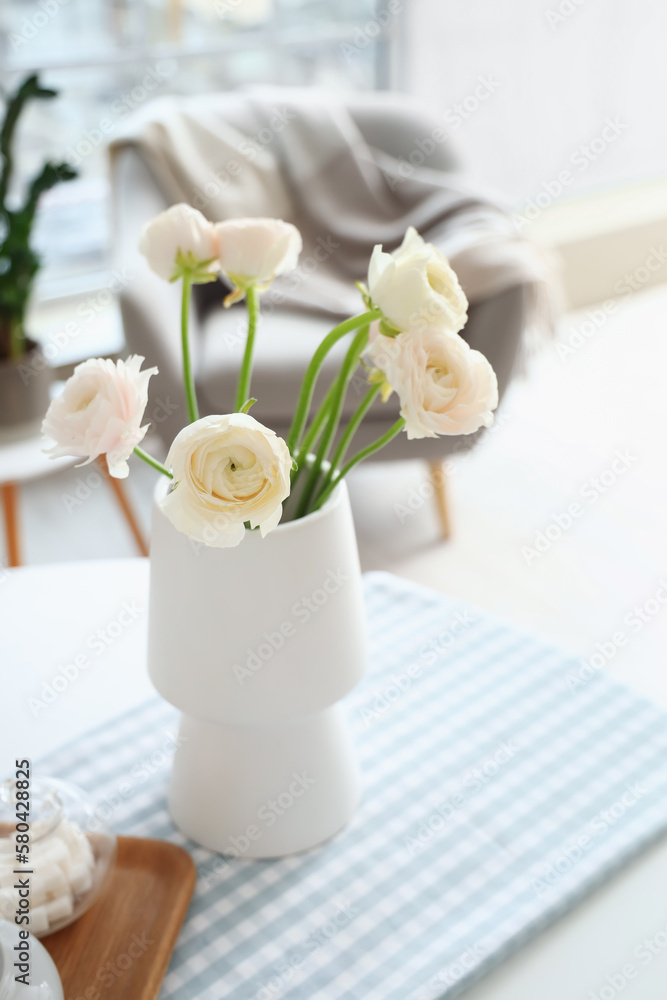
[110,91,528,536]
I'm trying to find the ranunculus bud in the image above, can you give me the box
[213,218,302,304]
[368,227,468,336]
[139,203,219,282]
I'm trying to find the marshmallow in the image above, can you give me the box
[28,904,50,936]
[69,862,94,896]
[32,864,68,907]
[45,892,74,923]
[0,820,98,935]
[31,836,69,871]
[62,831,94,876]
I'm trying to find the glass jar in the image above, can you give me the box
[0,918,63,999]
[0,778,116,938]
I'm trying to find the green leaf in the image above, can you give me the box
[0,74,77,356]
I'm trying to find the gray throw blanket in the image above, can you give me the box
[110,87,557,340]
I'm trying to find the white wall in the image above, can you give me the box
[401,0,667,206]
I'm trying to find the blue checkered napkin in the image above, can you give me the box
[41,571,667,1000]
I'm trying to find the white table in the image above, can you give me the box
[2,558,666,999]
[0,435,147,566]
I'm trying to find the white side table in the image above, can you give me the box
[0,434,147,566]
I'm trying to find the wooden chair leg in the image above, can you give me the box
[428,460,451,541]
[1,482,22,567]
[98,458,149,557]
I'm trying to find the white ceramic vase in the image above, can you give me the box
[147,477,367,858]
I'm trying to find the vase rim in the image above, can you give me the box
[152,468,346,538]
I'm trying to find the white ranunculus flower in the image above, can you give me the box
[42,355,157,478]
[214,218,302,303]
[368,227,468,335]
[161,413,292,547]
[366,327,498,439]
[139,203,219,282]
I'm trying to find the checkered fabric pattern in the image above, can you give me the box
[41,572,667,1000]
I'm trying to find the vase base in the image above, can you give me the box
[168,703,362,858]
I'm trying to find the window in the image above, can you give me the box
[1,0,395,302]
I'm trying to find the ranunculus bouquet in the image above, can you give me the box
[42,205,498,547]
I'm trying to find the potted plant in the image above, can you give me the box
[0,74,76,440]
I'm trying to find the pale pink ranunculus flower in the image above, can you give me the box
[139,203,219,282]
[366,327,498,439]
[368,227,468,336]
[42,355,158,478]
[160,413,292,547]
[213,218,302,303]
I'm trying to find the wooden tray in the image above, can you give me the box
[44,836,196,999]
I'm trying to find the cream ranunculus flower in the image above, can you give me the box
[42,355,157,477]
[214,218,302,305]
[368,227,468,336]
[161,413,292,547]
[139,203,219,282]
[366,327,498,439]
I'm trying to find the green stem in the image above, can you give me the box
[180,274,198,423]
[314,382,381,504]
[295,323,370,519]
[298,382,336,457]
[133,446,173,479]
[290,380,337,492]
[235,285,259,412]
[286,308,380,455]
[312,418,405,512]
